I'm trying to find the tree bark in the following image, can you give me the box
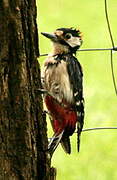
[0,0,53,179]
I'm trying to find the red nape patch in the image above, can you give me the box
[45,96,77,135]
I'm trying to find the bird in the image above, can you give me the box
[41,28,84,156]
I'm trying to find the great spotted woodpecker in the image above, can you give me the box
[41,28,84,155]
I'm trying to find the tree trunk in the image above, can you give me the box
[0,0,55,179]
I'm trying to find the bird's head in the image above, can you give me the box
[41,28,83,55]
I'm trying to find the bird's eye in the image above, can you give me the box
[65,33,72,39]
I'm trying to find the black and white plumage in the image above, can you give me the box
[41,28,84,155]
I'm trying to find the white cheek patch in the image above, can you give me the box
[67,37,81,47]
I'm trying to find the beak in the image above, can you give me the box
[41,32,57,42]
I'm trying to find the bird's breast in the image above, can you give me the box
[42,58,74,104]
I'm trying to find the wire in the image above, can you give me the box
[82,127,117,132]
[104,0,117,96]
[40,53,48,57]
[78,47,117,52]
[104,0,115,48]
[110,50,117,95]
[39,47,117,56]
[48,127,117,140]
[49,127,117,141]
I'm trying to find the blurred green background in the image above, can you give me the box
[37,0,117,179]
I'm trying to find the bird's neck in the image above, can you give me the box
[51,42,70,56]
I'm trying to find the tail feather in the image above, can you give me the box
[61,136,71,154]
[77,131,81,152]
[48,130,64,156]
[77,121,82,152]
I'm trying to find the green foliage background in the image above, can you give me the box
[37,0,117,179]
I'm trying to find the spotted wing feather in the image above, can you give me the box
[67,55,84,152]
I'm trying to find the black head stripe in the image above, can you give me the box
[56,28,81,37]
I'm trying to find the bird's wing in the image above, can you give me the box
[67,55,84,152]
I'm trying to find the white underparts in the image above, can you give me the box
[42,59,74,104]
